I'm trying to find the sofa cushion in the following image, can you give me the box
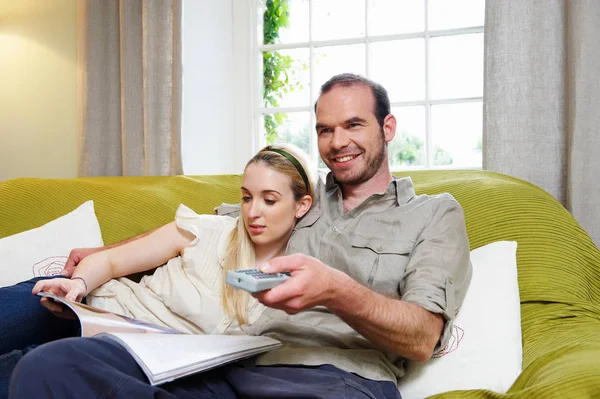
[0,200,104,287]
[399,241,522,398]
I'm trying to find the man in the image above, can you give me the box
[10,74,471,398]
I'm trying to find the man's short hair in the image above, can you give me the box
[315,73,391,128]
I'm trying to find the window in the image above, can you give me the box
[254,0,485,170]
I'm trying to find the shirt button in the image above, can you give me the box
[448,277,454,284]
[377,245,383,252]
[332,226,338,232]
[222,320,227,324]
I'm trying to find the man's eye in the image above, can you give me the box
[348,123,360,128]
[318,128,332,134]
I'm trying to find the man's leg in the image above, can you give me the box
[10,336,400,399]
[223,364,402,399]
[9,337,239,399]
[0,276,80,354]
[0,345,37,399]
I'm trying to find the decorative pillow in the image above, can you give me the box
[0,200,104,288]
[398,241,522,398]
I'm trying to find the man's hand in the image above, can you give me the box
[253,253,349,314]
[61,247,103,277]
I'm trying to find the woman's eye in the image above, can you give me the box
[241,196,251,203]
[264,199,276,205]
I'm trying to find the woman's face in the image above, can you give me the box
[241,162,303,250]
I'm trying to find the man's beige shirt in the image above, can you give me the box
[246,174,472,384]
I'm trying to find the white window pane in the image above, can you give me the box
[368,0,424,36]
[370,39,425,102]
[431,102,482,168]
[313,44,366,98]
[312,0,365,41]
[389,106,426,168]
[428,0,485,31]
[430,33,483,100]
[260,0,309,45]
[261,112,312,156]
[262,48,310,108]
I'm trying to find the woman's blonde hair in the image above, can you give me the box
[220,143,316,325]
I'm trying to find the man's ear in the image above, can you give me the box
[296,195,313,218]
[382,114,396,144]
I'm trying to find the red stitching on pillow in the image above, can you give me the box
[32,256,68,277]
[432,325,464,358]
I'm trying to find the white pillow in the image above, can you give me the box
[399,241,522,398]
[0,200,104,288]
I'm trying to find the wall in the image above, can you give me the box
[0,0,247,180]
[182,0,254,175]
[0,0,78,181]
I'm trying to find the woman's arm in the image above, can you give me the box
[33,222,195,300]
[61,227,160,277]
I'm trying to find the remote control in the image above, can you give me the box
[226,269,290,293]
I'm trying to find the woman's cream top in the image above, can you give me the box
[86,204,265,334]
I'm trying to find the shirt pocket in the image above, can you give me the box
[350,235,413,294]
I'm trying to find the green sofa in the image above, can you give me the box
[1,170,599,398]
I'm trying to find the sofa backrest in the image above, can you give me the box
[1,170,598,305]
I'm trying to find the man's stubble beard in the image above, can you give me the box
[332,128,387,187]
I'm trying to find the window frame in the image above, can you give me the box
[245,0,484,170]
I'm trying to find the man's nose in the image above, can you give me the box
[331,127,350,149]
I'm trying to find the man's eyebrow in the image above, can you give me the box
[315,116,367,130]
[345,116,367,124]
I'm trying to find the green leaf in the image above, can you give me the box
[263,0,298,140]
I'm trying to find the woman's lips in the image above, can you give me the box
[248,225,265,234]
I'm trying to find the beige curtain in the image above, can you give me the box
[483,0,600,248]
[77,0,182,176]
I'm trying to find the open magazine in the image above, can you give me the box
[37,292,282,386]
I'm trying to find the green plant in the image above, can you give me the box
[389,132,424,166]
[388,132,453,166]
[434,146,453,165]
[262,0,299,144]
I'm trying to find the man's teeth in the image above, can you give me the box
[336,155,356,162]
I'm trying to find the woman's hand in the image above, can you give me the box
[32,278,87,303]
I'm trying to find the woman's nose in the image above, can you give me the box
[248,201,261,218]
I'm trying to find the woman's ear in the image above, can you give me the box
[295,195,313,218]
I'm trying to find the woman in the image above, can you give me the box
[0,144,315,395]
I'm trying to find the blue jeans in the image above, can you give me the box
[0,276,80,399]
[10,336,401,398]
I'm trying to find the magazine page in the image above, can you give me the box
[37,292,181,336]
[97,333,282,386]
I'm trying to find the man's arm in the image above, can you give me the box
[256,254,442,361]
[329,273,444,361]
[61,226,160,276]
